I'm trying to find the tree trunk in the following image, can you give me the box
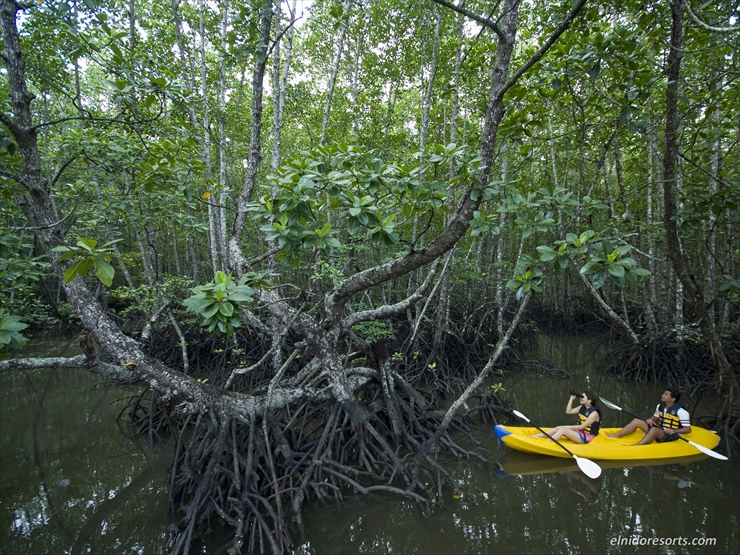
[660,0,735,392]
[271,0,297,171]
[613,130,629,217]
[433,0,466,345]
[200,0,221,275]
[320,0,350,146]
[218,1,230,271]
[233,2,273,235]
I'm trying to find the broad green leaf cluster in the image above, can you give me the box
[183,271,268,335]
[0,309,28,356]
[53,238,122,287]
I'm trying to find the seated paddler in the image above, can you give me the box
[607,388,691,446]
[532,391,602,443]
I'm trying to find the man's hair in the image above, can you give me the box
[666,387,681,402]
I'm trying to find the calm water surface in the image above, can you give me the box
[1,335,737,554]
[0,338,174,554]
[294,336,740,554]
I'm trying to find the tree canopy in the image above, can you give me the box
[1,0,738,552]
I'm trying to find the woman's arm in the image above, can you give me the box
[565,395,580,414]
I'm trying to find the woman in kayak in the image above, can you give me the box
[532,391,602,443]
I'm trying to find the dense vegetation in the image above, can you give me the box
[1,0,738,552]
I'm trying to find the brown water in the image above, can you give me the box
[1,335,737,554]
[0,338,174,555]
[293,335,740,554]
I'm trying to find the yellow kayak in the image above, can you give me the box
[494,425,722,460]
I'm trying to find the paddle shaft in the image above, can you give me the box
[511,409,603,478]
[526,421,580,459]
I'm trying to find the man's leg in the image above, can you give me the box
[607,418,649,438]
[633,426,664,446]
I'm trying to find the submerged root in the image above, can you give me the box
[121,367,503,555]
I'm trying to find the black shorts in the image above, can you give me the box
[648,424,682,443]
[656,432,681,443]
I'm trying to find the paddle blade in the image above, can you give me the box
[512,409,530,423]
[574,456,602,479]
[687,440,729,461]
[599,397,622,411]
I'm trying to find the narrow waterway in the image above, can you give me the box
[293,335,740,555]
[1,335,737,554]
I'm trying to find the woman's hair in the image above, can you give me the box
[583,391,600,406]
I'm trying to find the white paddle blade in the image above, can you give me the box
[688,440,728,461]
[575,456,602,479]
[599,397,622,411]
[512,410,530,423]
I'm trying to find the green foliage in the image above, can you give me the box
[537,232,650,290]
[352,320,395,344]
[719,275,740,296]
[0,233,54,324]
[506,254,543,301]
[0,309,28,357]
[490,382,506,393]
[0,233,47,297]
[183,271,269,335]
[108,275,196,318]
[52,237,122,287]
[248,143,480,262]
[578,239,648,289]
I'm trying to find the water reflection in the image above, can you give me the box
[0,363,173,555]
[295,437,738,555]
[295,335,740,555]
[2,334,737,555]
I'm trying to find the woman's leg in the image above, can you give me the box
[532,427,559,439]
[555,428,584,443]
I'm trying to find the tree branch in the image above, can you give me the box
[430,0,506,41]
[0,109,21,135]
[341,257,441,330]
[502,0,589,98]
[0,354,89,373]
[412,290,532,478]
[0,168,31,189]
[686,2,740,33]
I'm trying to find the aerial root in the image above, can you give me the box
[117,366,503,554]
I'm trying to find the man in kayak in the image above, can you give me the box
[531,391,602,443]
[606,388,691,445]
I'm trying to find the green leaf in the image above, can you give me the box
[588,60,601,81]
[63,258,91,284]
[203,303,221,319]
[614,244,632,256]
[93,256,115,286]
[592,270,608,289]
[607,263,625,277]
[76,237,98,252]
[0,315,28,334]
[537,245,557,261]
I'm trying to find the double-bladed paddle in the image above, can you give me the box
[599,397,728,461]
[512,410,602,479]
